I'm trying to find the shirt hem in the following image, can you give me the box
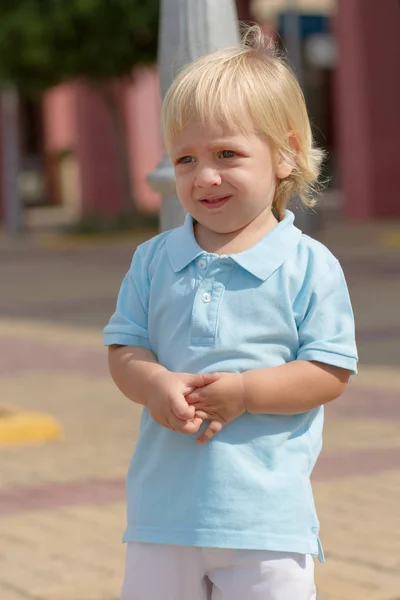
[122,526,325,563]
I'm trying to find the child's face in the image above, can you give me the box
[170,119,281,237]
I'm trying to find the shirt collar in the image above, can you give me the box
[166,210,302,281]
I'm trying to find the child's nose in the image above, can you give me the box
[194,166,222,187]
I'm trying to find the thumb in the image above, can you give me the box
[170,395,195,420]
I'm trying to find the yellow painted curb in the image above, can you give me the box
[381,231,400,248]
[0,407,63,446]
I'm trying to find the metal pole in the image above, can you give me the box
[147,0,240,232]
[1,87,24,235]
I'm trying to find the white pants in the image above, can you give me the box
[120,543,317,600]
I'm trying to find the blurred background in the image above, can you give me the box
[0,0,399,233]
[0,2,399,600]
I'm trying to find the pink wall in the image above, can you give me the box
[41,73,163,217]
[125,67,162,213]
[42,83,79,206]
[335,0,400,219]
[0,114,3,221]
[75,81,127,216]
[43,83,78,152]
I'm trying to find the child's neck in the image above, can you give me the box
[194,211,278,255]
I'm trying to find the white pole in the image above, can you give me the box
[147,0,240,232]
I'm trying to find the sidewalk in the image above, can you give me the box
[0,215,399,600]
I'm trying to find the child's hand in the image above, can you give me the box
[186,373,246,444]
[146,371,219,434]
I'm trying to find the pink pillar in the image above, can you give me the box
[335,0,400,219]
[75,82,126,216]
[0,117,3,223]
[42,83,78,207]
[125,67,162,213]
[235,0,252,20]
[42,75,164,219]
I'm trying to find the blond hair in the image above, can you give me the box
[161,25,325,220]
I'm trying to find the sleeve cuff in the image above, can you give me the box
[103,333,151,350]
[296,349,358,375]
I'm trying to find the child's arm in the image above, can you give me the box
[108,345,167,406]
[187,361,349,443]
[243,360,350,414]
[108,345,218,434]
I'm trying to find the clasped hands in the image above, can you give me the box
[146,371,246,444]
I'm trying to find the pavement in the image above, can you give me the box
[0,208,400,600]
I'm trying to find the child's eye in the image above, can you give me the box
[177,156,194,165]
[219,150,237,159]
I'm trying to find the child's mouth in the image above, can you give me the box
[200,195,231,209]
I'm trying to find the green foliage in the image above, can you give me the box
[64,209,158,236]
[0,0,159,95]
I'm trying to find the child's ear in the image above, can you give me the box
[275,133,300,179]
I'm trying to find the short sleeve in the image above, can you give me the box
[296,261,358,374]
[103,246,151,350]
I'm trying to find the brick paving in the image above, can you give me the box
[0,219,400,600]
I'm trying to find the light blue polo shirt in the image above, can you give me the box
[103,210,357,561]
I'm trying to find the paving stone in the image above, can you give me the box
[0,220,399,600]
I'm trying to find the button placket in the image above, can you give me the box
[190,260,235,346]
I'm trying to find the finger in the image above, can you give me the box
[186,391,203,405]
[187,372,219,389]
[183,416,204,434]
[170,396,195,420]
[170,415,203,434]
[194,410,210,420]
[196,420,223,444]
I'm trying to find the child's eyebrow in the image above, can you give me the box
[171,144,194,157]
[207,138,248,151]
[171,137,248,157]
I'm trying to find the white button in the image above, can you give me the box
[197,259,207,270]
[202,292,212,303]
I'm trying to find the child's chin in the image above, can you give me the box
[198,221,237,235]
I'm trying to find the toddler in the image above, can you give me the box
[104,25,357,600]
